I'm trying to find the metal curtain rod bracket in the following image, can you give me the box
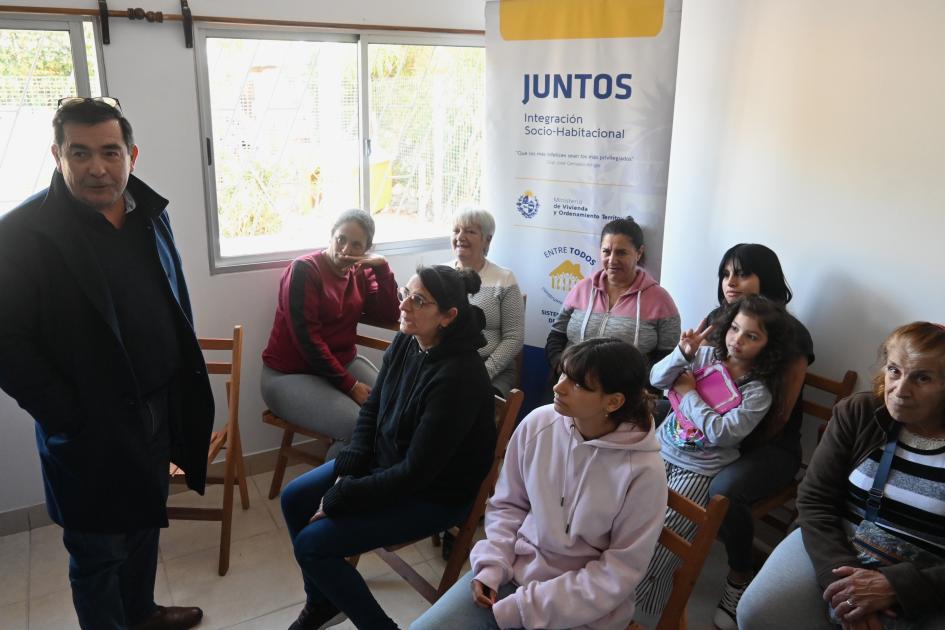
[98,0,109,43]
[180,0,193,48]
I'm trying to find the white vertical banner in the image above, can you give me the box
[485,0,683,408]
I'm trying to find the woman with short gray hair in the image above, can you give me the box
[449,208,524,396]
[261,209,400,457]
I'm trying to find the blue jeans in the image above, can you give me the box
[410,570,522,630]
[709,439,800,572]
[62,391,170,629]
[282,460,471,629]
[62,527,162,629]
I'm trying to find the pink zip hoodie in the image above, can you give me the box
[471,405,668,629]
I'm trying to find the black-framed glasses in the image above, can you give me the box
[397,287,437,309]
[57,96,122,111]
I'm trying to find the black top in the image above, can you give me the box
[0,171,214,533]
[76,197,182,397]
[324,306,497,516]
[706,306,815,450]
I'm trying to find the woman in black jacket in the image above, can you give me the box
[281,265,497,630]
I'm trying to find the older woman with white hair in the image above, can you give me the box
[449,208,525,397]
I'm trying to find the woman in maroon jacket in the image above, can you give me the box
[261,209,399,457]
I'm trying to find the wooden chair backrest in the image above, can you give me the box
[802,369,858,423]
[430,388,524,600]
[481,390,522,504]
[197,325,243,462]
[515,294,527,389]
[749,367,859,536]
[355,315,398,351]
[803,369,858,444]
[629,492,730,630]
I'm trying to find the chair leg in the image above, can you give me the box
[219,434,237,576]
[268,428,294,500]
[236,453,250,509]
[437,526,476,598]
[233,422,250,509]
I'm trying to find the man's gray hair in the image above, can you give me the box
[332,208,376,249]
[453,208,496,255]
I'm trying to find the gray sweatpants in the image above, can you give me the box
[739,528,945,630]
[260,356,378,459]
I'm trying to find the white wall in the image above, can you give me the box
[0,0,481,513]
[662,0,945,395]
[4,0,945,514]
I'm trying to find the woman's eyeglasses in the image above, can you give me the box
[397,287,437,309]
[57,96,122,111]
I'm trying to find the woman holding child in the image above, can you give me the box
[635,293,794,616]
[704,243,816,629]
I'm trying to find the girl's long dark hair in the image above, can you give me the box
[717,243,792,305]
[709,294,794,415]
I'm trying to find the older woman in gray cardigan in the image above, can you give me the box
[447,208,524,396]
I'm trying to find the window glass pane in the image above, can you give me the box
[83,21,102,98]
[368,44,485,245]
[205,37,360,258]
[0,28,75,214]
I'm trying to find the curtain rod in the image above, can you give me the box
[0,4,485,35]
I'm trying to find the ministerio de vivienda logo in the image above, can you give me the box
[515,190,540,219]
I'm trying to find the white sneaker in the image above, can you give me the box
[712,577,751,630]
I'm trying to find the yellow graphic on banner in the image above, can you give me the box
[500,0,664,41]
[549,260,584,292]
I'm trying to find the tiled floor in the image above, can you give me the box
[0,463,733,629]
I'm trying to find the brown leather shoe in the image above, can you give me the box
[131,605,204,630]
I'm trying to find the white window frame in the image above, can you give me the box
[0,14,108,213]
[0,15,99,96]
[193,24,484,274]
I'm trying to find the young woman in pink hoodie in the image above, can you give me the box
[412,338,668,630]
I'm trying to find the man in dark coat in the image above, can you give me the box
[0,98,213,629]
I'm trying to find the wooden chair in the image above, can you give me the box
[263,317,398,500]
[511,294,527,391]
[167,325,248,576]
[628,492,731,630]
[750,368,858,536]
[352,388,525,604]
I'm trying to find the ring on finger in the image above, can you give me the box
[846,598,856,608]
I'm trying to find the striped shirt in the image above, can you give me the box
[843,438,945,557]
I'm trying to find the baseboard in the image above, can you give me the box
[0,502,53,537]
[0,439,327,537]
